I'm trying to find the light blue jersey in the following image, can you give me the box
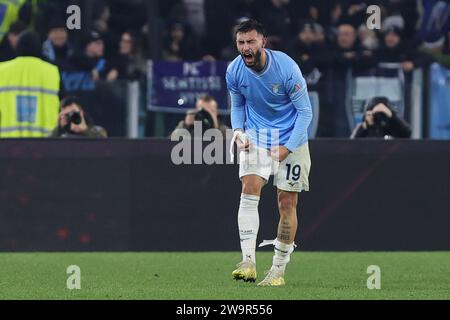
[226,49,312,151]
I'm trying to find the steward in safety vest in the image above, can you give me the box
[0,30,60,137]
[0,0,26,43]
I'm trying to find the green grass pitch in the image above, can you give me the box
[0,252,449,300]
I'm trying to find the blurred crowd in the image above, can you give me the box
[167,0,450,71]
[1,0,449,76]
[0,0,148,84]
[0,0,449,138]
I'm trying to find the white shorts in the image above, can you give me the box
[238,143,311,192]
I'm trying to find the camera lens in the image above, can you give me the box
[373,112,388,127]
[195,109,214,131]
[67,111,82,125]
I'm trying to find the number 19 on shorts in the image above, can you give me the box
[285,163,301,181]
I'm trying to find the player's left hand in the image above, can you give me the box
[270,146,290,162]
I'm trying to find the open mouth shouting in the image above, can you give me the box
[242,51,255,65]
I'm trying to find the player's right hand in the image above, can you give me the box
[234,131,250,151]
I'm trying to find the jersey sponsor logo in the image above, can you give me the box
[287,181,299,187]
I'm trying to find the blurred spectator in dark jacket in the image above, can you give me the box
[162,21,199,61]
[351,96,411,139]
[304,0,342,28]
[327,22,376,137]
[204,0,257,58]
[335,22,358,58]
[420,33,450,68]
[331,23,375,70]
[42,20,73,68]
[33,0,73,37]
[313,22,327,47]
[70,31,117,83]
[329,2,344,30]
[107,0,148,36]
[232,0,258,19]
[93,1,111,36]
[108,31,146,80]
[0,21,27,62]
[380,0,419,40]
[92,1,118,59]
[358,24,380,51]
[287,21,328,80]
[255,0,292,50]
[288,0,322,26]
[376,26,429,72]
[342,1,368,28]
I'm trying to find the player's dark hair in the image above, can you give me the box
[236,19,267,37]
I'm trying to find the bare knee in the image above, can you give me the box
[278,191,298,214]
[241,175,263,196]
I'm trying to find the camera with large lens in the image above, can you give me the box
[373,111,389,127]
[194,109,214,132]
[66,111,82,125]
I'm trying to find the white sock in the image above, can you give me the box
[272,239,295,274]
[238,193,260,263]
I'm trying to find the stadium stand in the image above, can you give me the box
[0,0,448,138]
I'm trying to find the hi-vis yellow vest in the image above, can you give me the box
[0,0,26,42]
[0,56,60,137]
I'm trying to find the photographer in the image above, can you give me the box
[50,97,108,138]
[171,94,229,137]
[351,96,411,139]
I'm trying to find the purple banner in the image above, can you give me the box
[147,60,229,112]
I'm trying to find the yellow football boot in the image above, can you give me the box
[257,267,285,286]
[232,260,257,282]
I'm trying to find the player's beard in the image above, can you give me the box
[241,49,263,71]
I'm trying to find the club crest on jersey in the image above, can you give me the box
[272,84,281,93]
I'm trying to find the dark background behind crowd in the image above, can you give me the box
[1,0,449,137]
